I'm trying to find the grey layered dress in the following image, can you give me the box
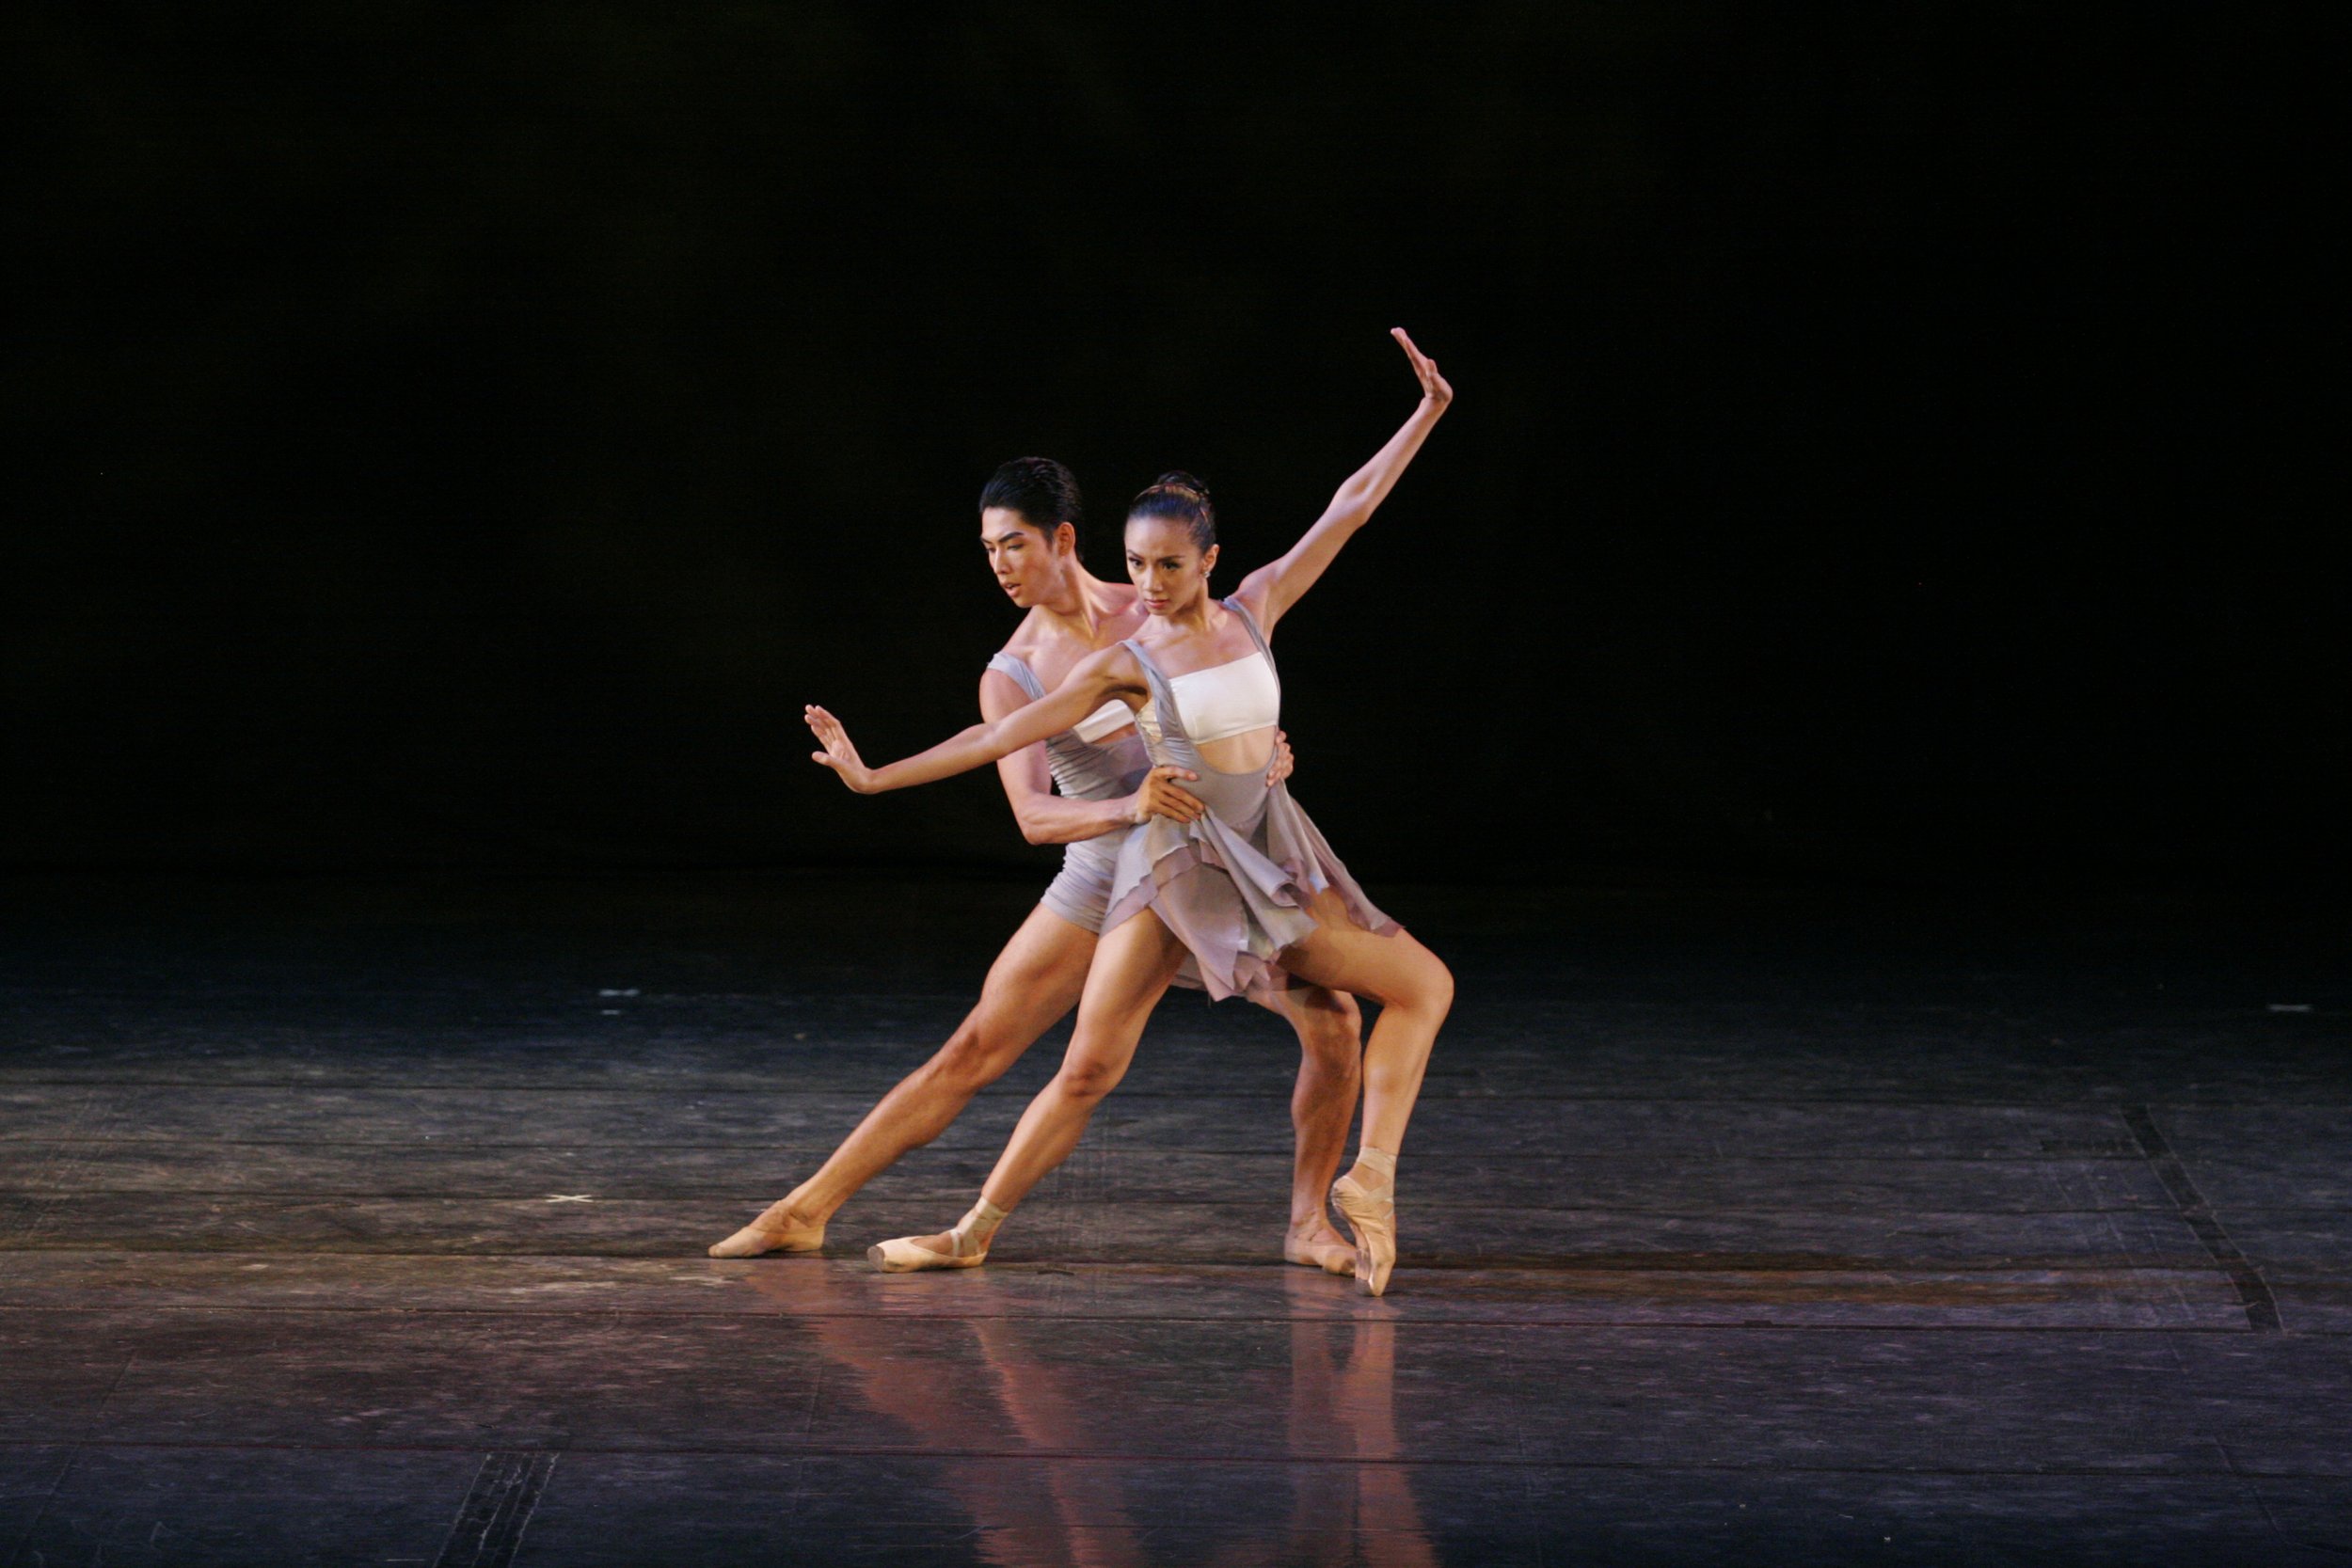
[985,652,1152,933]
[1104,600,1395,1001]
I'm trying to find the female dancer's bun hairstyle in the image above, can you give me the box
[979,457,1084,552]
[1129,470,1216,550]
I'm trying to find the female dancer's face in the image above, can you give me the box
[979,508,1074,609]
[1124,517,1218,618]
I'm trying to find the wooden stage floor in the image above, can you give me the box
[2,875,2346,1564]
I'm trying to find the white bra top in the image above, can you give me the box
[1071,699,1136,743]
[1166,650,1280,745]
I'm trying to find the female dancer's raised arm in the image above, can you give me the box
[1234,327,1453,638]
[806,643,1147,796]
[811,327,1446,797]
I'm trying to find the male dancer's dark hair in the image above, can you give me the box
[979,457,1085,554]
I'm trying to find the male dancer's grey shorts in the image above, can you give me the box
[1039,833,1120,934]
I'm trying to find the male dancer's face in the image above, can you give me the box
[979,507,1073,610]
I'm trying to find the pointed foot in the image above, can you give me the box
[867,1234,987,1274]
[1284,1223,1359,1276]
[1330,1175,1396,1297]
[707,1205,826,1259]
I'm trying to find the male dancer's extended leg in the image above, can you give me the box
[1263,984,1362,1274]
[717,904,1366,1267]
[708,905,1096,1258]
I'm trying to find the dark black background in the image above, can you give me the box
[7,6,2337,890]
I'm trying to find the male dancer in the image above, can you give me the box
[710,458,1363,1272]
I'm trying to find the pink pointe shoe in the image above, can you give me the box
[866,1197,1007,1274]
[708,1204,826,1259]
[1329,1148,1399,1296]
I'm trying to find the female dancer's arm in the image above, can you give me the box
[1235,328,1453,636]
[980,669,1205,839]
[809,645,1146,796]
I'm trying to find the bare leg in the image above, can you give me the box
[708,904,1097,1258]
[1271,887,1454,1294]
[979,911,1190,1211]
[1255,984,1362,1274]
[868,911,1188,1269]
[869,897,1441,1280]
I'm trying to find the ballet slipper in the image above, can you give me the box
[868,1197,1005,1274]
[1283,1222,1358,1276]
[707,1202,826,1259]
[1331,1148,1398,1296]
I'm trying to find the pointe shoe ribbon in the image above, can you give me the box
[867,1196,1005,1274]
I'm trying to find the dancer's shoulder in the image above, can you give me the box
[1222,584,1277,644]
[993,606,1055,662]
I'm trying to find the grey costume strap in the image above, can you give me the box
[1119,638,1174,699]
[1222,597,1277,670]
[985,651,1047,701]
[1119,638,1184,741]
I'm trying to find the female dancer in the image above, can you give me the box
[710,457,1365,1275]
[803,329,1455,1293]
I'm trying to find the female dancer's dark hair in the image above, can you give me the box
[980,457,1085,550]
[1129,471,1215,549]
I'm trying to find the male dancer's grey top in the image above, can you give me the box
[986,651,1152,933]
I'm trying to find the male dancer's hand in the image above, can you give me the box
[805,705,876,793]
[1267,729,1295,788]
[1128,765,1205,825]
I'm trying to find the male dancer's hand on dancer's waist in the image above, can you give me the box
[1123,727,1294,820]
[1128,765,1205,826]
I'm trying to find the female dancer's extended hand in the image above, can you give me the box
[1237,331,1452,635]
[1128,764,1206,825]
[1391,326,1452,407]
[1267,729,1295,788]
[805,705,876,793]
